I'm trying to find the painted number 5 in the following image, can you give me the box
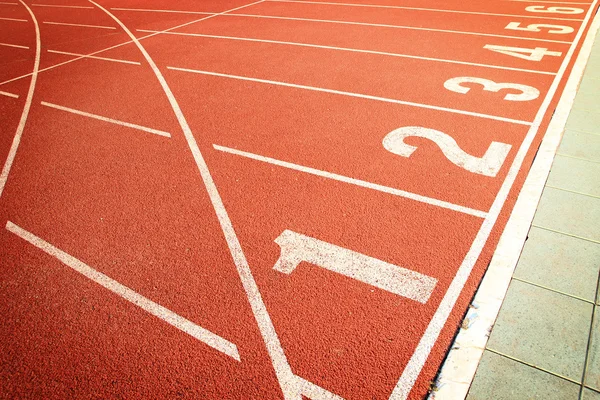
[383,127,511,177]
[444,77,540,101]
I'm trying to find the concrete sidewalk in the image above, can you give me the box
[466,23,600,400]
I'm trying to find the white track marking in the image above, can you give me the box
[168,67,533,125]
[5,221,241,362]
[297,377,345,400]
[111,7,214,15]
[507,0,590,3]
[0,1,18,4]
[140,29,568,72]
[0,42,29,49]
[89,1,301,398]
[213,144,487,218]
[31,3,93,9]
[139,11,573,44]
[0,90,18,98]
[274,230,437,303]
[47,49,140,65]
[41,102,170,137]
[0,16,27,21]
[43,21,116,29]
[390,0,598,398]
[432,8,600,400]
[0,0,39,198]
[266,0,585,21]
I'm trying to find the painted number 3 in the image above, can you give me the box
[444,77,540,101]
[383,127,512,177]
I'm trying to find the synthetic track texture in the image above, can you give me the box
[0,0,598,399]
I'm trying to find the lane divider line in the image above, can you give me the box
[0,16,27,22]
[31,3,93,9]
[5,221,241,362]
[43,21,116,29]
[0,42,29,49]
[506,0,591,3]
[223,13,573,45]
[391,0,600,397]
[0,1,18,4]
[89,1,302,398]
[0,90,18,98]
[168,67,533,125]
[47,49,141,65]
[145,29,560,75]
[111,7,215,15]
[213,144,488,218]
[41,102,171,137]
[267,0,586,21]
[0,0,40,198]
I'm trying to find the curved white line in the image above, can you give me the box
[0,0,41,198]
[88,1,301,399]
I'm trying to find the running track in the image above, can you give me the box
[0,0,598,399]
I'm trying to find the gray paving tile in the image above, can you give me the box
[486,280,592,381]
[583,388,600,400]
[586,307,600,391]
[572,80,600,112]
[533,187,600,243]
[565,108,600,136]
[558,130,600,163]
[547,155,600,198]
[467,350,580,400]
[514,227,600,301]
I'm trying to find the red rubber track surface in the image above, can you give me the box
[1,0,598,399]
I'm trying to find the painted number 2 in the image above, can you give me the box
[383,127,512,177]
[444,77,540,101]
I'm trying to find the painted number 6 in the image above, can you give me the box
[383,127,511,177]
[444,77,540,101]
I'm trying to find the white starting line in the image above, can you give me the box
[0,42,29,49]
[47,49,141,65]
[0,90,18,98]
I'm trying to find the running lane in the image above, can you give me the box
[0,0,598,399]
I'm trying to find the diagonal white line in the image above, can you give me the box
[267,0,585,21]
[168,67,533,125]
[5,221,241,362]
[41,101,171,137]
[43,21,116,29]
[0,90,18,98]
[213,144,488,218]
[140,29,563,73]
[0,0,40,198]
[0,16,27,21]
[31,3,93,9]
[47,49,140,65]
[89,1,302,398]
[0,42,29,49]
[111,7,214,15]
[222,13,573,45]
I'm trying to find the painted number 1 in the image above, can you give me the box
[273,230,437,304]
[383,126,512,177]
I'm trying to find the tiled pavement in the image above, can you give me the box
[466,25,600,400]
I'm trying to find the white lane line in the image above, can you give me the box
[43,21,116,29]
[139,11,572,44]
[146,29,560,75]
[0,16,27,21]
[169,67,533,125]
[0,90,18,98]
[47,49,140,65]
[507,0,590,3]
[267,0,585,21]
[89,1,302,398]
[0,1,18,4]
[41,102,171,137]
[390,0,599,398]
[0,42,29,49]
[214,145,487,218]
[0,0,40,198]
[5,221,241,362]
[111,7,215,15]
[31,3,93,8]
